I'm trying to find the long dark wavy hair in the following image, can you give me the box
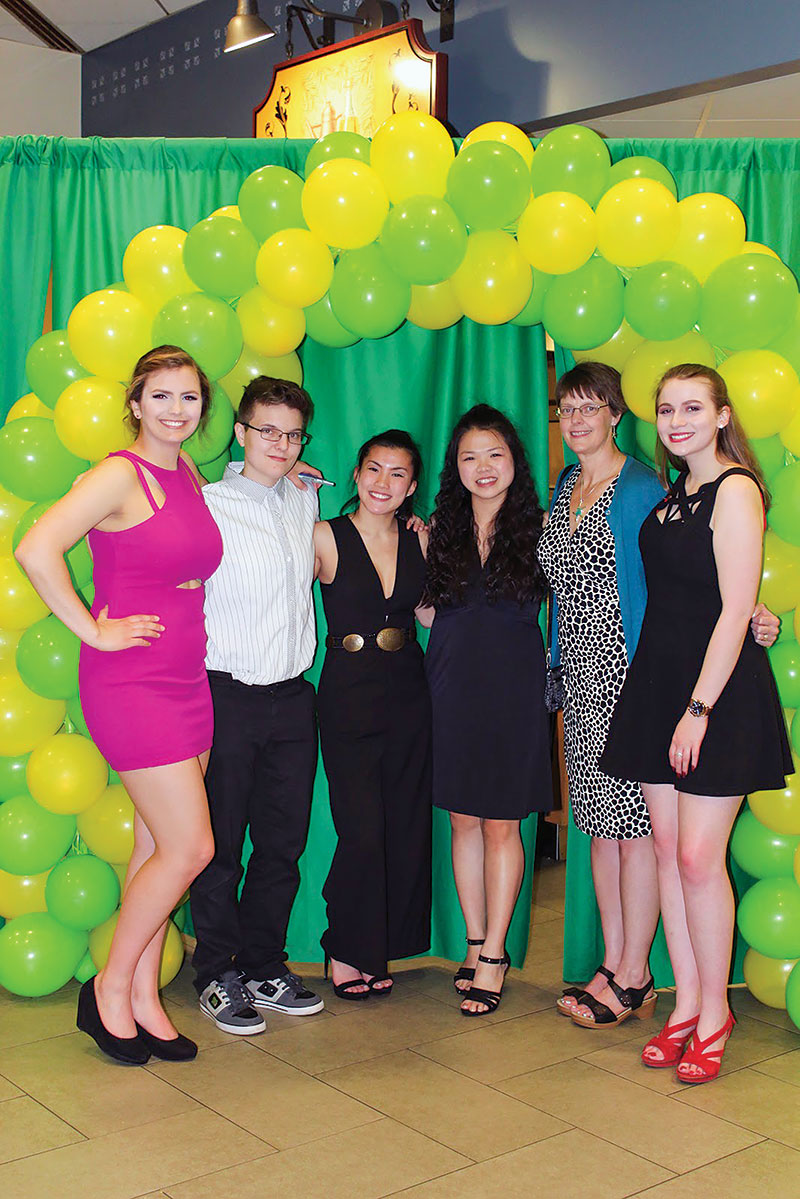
[424,404,546,607]
[340,429,423,520]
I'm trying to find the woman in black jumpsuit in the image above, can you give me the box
[315,431,431,996]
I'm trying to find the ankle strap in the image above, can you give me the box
[478,953,506,965]
[466,938,485,946]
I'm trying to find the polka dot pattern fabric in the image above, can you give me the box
[538,469,652,840]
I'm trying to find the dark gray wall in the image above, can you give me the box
[82,0,800,137]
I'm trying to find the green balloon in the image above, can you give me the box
[509,268,553,327]
[607,156,677,198]
[543,257,624,350]
[752,436,786,482]
[737,877,800,959]
[202,449,231,483]
[767,463,800,548]
[0,753,29,803]
[768,639,800,707]
[16,614,80,700]
[0,418,88,502]
[238,165,305,243]
[183,385,234,465]
[329,245,411,340]
[183,215,258,299]
[304,293,361,348]
[768,316,800,377]
[13,502,93,590]
[730,807,800,879]
[531,124,611,206]
[25,330,87,410]
[45,854,120,931]
[0,795,76,874]
[635,418,658,464]
[66,693,90,738]
[447,142,531,232]
[73,948,97,983]
[382,196,467,285]
[624,261,700,341]
[0,912,87,997]
[700,254,798,351]
[152,293,242,381]
[304,132,371,178]
[787,960,800,1030]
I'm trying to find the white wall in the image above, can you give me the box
[0,39,81,137]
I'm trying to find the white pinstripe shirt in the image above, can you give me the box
[203,462,318,685]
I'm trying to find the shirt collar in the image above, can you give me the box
[223,461,286,504]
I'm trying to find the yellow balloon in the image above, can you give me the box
[0,627,22,673]
[67,289,152,382]
[27,732,108,816]
[210,205,241,220]
[596,179,679,268]
[668,193,746,283]
[517,192,596,275]
[0,867,50,919]
[407,281,463,330]
[89,911,183,988]
[7,394,53,422]
[760,531,800,615]
[122,225,197,312]
[302,160,388,250]
[54,377,132,462]
[451,231,532,326]
[0,671,65,757]
[461,121,534,168]
[719,351,800,440]
[750,765,800,836]
[779,389,800,454]
[218,348,303,408]
[742,241,780,259]
[743,947,798,1009]
[256,228,334,309]
[621,332,716,421]
[77,783,135,863]
[237,287,306,357]
[0,485,32,556]
[0,553,50,629]
[370,111,455,204]
[572,319,644,372]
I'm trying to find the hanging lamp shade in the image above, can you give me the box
[223,1,275,52]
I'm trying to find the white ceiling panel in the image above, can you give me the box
[0,14,41,46]
[34,1,167,51]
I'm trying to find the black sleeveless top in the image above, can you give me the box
[317,516,429,735]
[601,468,792,796]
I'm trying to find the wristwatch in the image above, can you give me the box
[687,698,713,718]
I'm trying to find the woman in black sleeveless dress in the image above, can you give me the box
[601,364,791,1084]
[315,431,431,997]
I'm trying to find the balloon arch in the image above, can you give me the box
[1,115,800,1023]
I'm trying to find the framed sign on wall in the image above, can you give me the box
[253,19,447,139]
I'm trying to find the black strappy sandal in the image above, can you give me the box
[324,953,371,1001]
[460,951,510,1017]
[556,965,615,1016]
[453,937,485,993]
[570,975,657,1027]
[367,974,393,997]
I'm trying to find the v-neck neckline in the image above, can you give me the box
[347,515,400,602]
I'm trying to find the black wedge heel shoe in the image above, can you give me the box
[135,1023,198,1061]
[76,978,150,1065]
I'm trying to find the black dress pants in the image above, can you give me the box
[191,671,317,993]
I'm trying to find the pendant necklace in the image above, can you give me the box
[574,466,621,524]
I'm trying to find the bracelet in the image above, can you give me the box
[687,698,713,718]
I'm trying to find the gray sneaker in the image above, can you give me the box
[199,970,266,1035]
[243,970,324,1016]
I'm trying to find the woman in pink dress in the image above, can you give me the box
[17,345,223,1065]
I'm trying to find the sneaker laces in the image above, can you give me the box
[219,973,256,1015]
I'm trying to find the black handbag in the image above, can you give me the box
[544,596,564,713]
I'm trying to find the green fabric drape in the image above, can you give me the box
[0,134,797,972]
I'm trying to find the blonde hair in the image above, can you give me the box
[125,345,212,435]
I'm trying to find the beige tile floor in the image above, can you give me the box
[1,860,799,1198]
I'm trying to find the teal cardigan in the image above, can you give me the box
[548,455,665,667]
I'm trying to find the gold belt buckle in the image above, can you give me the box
[342,633,364,653]
[376,627,405,652]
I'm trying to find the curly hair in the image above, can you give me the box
[423,404,547,607]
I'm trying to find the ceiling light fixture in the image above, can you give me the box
[223,0,276,53]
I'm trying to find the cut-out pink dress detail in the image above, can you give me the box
[79,451,224,771]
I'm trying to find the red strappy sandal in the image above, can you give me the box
[641,1013,699,1068]
[676,1011,735,1084]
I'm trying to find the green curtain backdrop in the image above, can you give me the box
[1,134,798,972]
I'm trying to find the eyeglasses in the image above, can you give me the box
[238,422,312,446]
[556,402,609,420]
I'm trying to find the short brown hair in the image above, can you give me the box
[236,376,314,429]
[126,345,212,434]
[555,361,627,419]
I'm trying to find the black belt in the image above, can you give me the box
[325,627,416,653]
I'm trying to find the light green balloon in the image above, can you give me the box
[607,156,677,198]
[329,246,410,340]
[543,258,624,350]
[238,166,305,243]
[45,854,120,931]
[510,269,552,327]
[0,754,29,803]
[700,254,797,351]
[25,331,88,409]
[447,142,530,232]
[152,293,242,381]
[0,419,88,502]
[0,912,87,996]
[0,795,75,874]
[183,386,234,465]
[730,807,800,879]
[304,293,361,348]
[16,614,80,701]
[531,125,611,206]
[304,132,371,178]
[183,215,258,299]
[624,261,700,341]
